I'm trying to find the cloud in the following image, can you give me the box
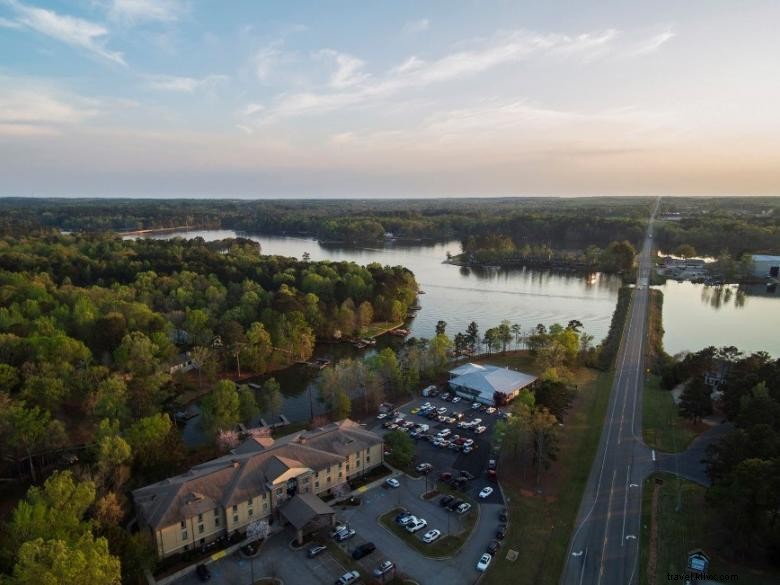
[403,18,429,34]
[146,74,227,92]
[0,83,99,136]
[629,26,676,56]
[249,28,623,123]
[317,49,370,88]
[105,0,185,24]
[3,0,125,64]
[254,45,283,80]
[0,15,21,28]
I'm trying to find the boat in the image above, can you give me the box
[409,305,422,311]
[418,290,426,294]
[389,328,409,337]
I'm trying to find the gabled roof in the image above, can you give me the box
[449,363,537,400]
[279,493,334,529]
[132,418,382,530]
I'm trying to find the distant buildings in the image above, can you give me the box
[448,363,538,406]
[132,419,383,559]
[750,254,780,278]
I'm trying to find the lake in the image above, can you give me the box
[654,280,780,357]
[138,229,622,443]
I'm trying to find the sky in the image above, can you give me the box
[1,0,780,198]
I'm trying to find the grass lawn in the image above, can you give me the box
[482,367,613,585]
[362,321,404,338]
[379,506,477,558]
[642,375,699,453]
[639,473,780,585]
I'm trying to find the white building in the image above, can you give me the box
[750,254,780,278]
[448,363,537,406]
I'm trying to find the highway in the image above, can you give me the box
[561,200,659,585]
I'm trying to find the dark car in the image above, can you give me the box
[352,542,376,560]
[448,499,464,511]
[335,528,356,542]
[439,472,453,481]
[395,511,412,525]
[496,525,507,540]
[308,544,327,558]
[499,508,508,522]
[196,564,211,582]
[459,470,475,481]
[487,540,501,555]
[439,495,454,507]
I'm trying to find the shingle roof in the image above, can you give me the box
[132,418,381,530]
[279,493,334,530]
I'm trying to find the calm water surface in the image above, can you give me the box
[143,229,622,442]
[654,281,780,357]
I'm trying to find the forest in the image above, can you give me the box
[660,347,780,567]
[0,233,416,583]
[2,196,777,258]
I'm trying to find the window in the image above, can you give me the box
[215,516,220,527]
[276,488,283,496]
[327,477,331,483]
[338,472,343,478]
[338,462,343,469]
[248,508,254,517]
[263,503,268,511]
[366,456,370,463]
[232,505,238,512]
[214,509,219,517]
[198,524,204,534]
[315,481,320,489]
[247,498,252,507]
[197,513,203,522]
[233,514,239,524]
[180,521,186,528]
[181,530,188,541]
[346,464,350,472]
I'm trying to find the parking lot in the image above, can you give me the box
[367,392,507,505]
[174,391,508,585]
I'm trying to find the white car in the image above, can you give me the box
[486,407,496,414]
[416,462,433,473]
[472,418,483,425]
[422,529,441,543]
[472,402,481,409]
[474,425,487,434]
[421,402,432,410]
[385,478,400,488]
[336,570,361,585]
[406,518,428,533]
[376,413,388,420]
[476,553,492,572]
[479,487,494,499]
[451,396,461,403]
[436,428,451,438]
[463,438,474,447]
[457,502,472,514]
[462,445,473,454]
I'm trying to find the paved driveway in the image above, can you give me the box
[337,473,504,585]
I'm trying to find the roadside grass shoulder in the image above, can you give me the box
[639,473,780,585]
[482,367,613,585]
[642,375,698,453]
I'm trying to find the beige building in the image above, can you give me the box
[132,419,384,559]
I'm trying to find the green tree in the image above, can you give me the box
[124,413,172,470]
[384,430,414,469]
[91,376,129,423]
[530,407,560,486]
[259,377,284,419]
[201,380,241,434]
[12,533,121,585]
[331,389,351,420]
[0,363,20,394]
[679,378,713,423]
[237,385,260,424]
[0,402,66,482]
[673,244,697,258]
[435,320,447,336]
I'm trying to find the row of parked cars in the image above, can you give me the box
[318,524,397,584]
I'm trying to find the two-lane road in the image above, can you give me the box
[562,201,659,585]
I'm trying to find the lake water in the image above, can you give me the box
[139,229,622,443]
[654,281,780,357]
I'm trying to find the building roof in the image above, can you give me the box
[751,254,780,262]
[279,493,334,530]
[449,363,537,401]
[132,419,381,530]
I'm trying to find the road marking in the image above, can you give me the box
[651,450,656,462]
[625,535,636,541]
[621,464,631,547]
[597,469,617,585]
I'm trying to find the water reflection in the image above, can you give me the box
[656,280,779,357]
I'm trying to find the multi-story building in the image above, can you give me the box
[132,419,383,559]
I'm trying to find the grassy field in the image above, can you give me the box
[475,351,539,375]
[482,367,614,585]
[639,473,780,585]
[642,375,698,453]
[379,506,477,558]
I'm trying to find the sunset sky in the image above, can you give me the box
[1,0,779,197]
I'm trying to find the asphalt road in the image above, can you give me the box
[561,201,659,585]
